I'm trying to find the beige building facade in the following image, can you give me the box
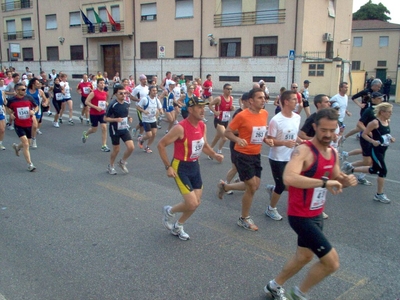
[1,0,352,95]
[351,20,400,97]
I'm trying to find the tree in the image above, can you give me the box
[353,0,391,21]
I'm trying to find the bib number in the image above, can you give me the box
[250,126,267,144]
[117,117,128,130]
[83,87,91,94]
[221,111,231,122]
[310,187,327,210]
[17,107,30,120]
[381,134,391,146]
[190,138,204,159]
[98,100,106,111]
[55,93,63,100]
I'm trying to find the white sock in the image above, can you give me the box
[269,279,279,290]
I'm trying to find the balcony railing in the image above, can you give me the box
[1,0,32,12]
[3,30,34,41]
[303,51,334,61]
[81,21,125,35]
[214,9,286,27]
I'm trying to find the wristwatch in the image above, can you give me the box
[321,176,329,188]
[165,165,171,170]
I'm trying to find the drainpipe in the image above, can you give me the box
[86,38,89,74]
[133,0,137,80]
[199,0,203,79]
[36,0,42,71]
[291,0,299,83]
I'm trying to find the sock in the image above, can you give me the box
[268,205,275,210]
[269,279,279,290]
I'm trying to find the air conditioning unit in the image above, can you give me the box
[323,33,333,42]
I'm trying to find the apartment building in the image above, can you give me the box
[1,0,352,95]
[351,20,400,96]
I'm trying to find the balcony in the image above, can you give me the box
[3,30,34,41]
[1,0,32,12]
[214,9,285,27]
[303,51,334,62]
[81,21,126,36]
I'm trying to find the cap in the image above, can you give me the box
[139,74,147,80]
[167,80,176,86]
[187,96,209,107]
[258,80,265,84]
[241,92,250,101]
[304,80,311,84]
[371,92,383,98]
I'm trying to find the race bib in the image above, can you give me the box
[209,87,212,93]
[148,108,156,118]
[221,111,231,122]
[190,138,204,159]
[117,117,128,130]
[98,100,106,111]
[250,126,267,144]
[55,93,63,100]
[83,87,91,94]
[17,106,30,119]
[310,187,327,210]
[283,128,296,140]
[44,86,49,93]
[381,134,391,146]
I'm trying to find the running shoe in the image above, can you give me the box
[286,287,307,300]
[131,128,137,137]
[82,131,88,143]
[31,138,37,149]
[356,132,360,140]
[6,123,14,130]
[171,222,190,241]
[118,159,129,174]
[144,146,152,153]
[357,174,372,186]
[237,216,258,231]
[265,206,283,221]
[27,163,36,172]
[165,130,169,135]
[373,193,391,204]
[340,150,349,161]
[107,164,117,175]
[162,205,174,230]
[202,118,208,123]
[217,180,226,199]
[53,122,60,128]
[341,161,354,175]
[207,155,213,160]
[36,129,43,135]
[68,119,74,125]
[101,145,111,152]
[47,111,53,116]
[322,212,329,219]
[59,118,63,124]
[0,144,5,150]
[266,184,275,202]
[86,120,90,126]
[264,283,287,300]
[217,149,222,154]
[79,116,83,123]
[12,143,20,156]
[138,136,144,149]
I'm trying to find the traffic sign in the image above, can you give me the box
[159,46,165,58]
[288,50,295,61]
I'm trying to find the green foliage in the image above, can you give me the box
[353,0,391,21]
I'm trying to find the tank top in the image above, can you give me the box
[173,119,205,162]
[89,89,108,115]
[26,88,41,116]
[288,140,336,217]
[372,119,391,148]
[53,84,63,101]
[214,95,232,122]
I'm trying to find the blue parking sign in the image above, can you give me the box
[289,50,295,60]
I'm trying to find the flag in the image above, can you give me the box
[93,10,103,24]
[106,8,121,31]
[80,9,92,25]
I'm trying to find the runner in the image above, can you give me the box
[77,74,93,125]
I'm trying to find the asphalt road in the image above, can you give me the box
[1,87,400,300]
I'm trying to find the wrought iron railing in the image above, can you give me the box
[1,0,32,12]
[303,51,334,61]
[214,9,285,27]
[81,21,125,35]
[3,30,34,41]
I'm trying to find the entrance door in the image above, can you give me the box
[376,68,386,81]
[103,45,120,79]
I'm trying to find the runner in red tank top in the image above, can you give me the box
[264,108,357,300]
[208,83,235,156]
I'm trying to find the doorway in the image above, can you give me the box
[103,45,120,79]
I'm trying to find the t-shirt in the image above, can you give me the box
[78,81,93,97]
[131,85,149,102]
[89,89,108,115]
[5,82,17,99]
[137,96,162,123]
[6,95,37,127]
[60,81,71,99]
[202,80,212,96]
[330,93,348,123]
[228,108,269,155]
[106,99,130,132]
[268,112,301,161]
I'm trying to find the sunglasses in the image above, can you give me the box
[225,88,232,90]
[18,89,26,91]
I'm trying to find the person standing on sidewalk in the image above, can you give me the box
[158,96,223,241]
[81,78,110,152]
[264,108,357,300]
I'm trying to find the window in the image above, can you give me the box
[377,60,387,67]
[21,0,30,9]
[176,0,193,18]
[256,0,279,24]
[46,14,57,29]
[23,48,33,61]
[141,3,157,21]
[70,45,84,60]
[253,76,275,83]
[86,9,95,23]
[308,64,325,77]
[47,46,59,61]
[326,41,333,59]
[6,20,17,40]
[221,0,242,26]
[220,38,241,57]
[379,36,389,47]
[69,12,81,27]
[5,0,14,11]
[353,37,362,47]
[254,36,277,56]
[22,18,33,38]
[99,7,107,22]
[352,61,361,70]
[328,0,335,17]
[140,42,157,59]
[175,40,193,58]
[111,5,120,22]
[219,76,240,82]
